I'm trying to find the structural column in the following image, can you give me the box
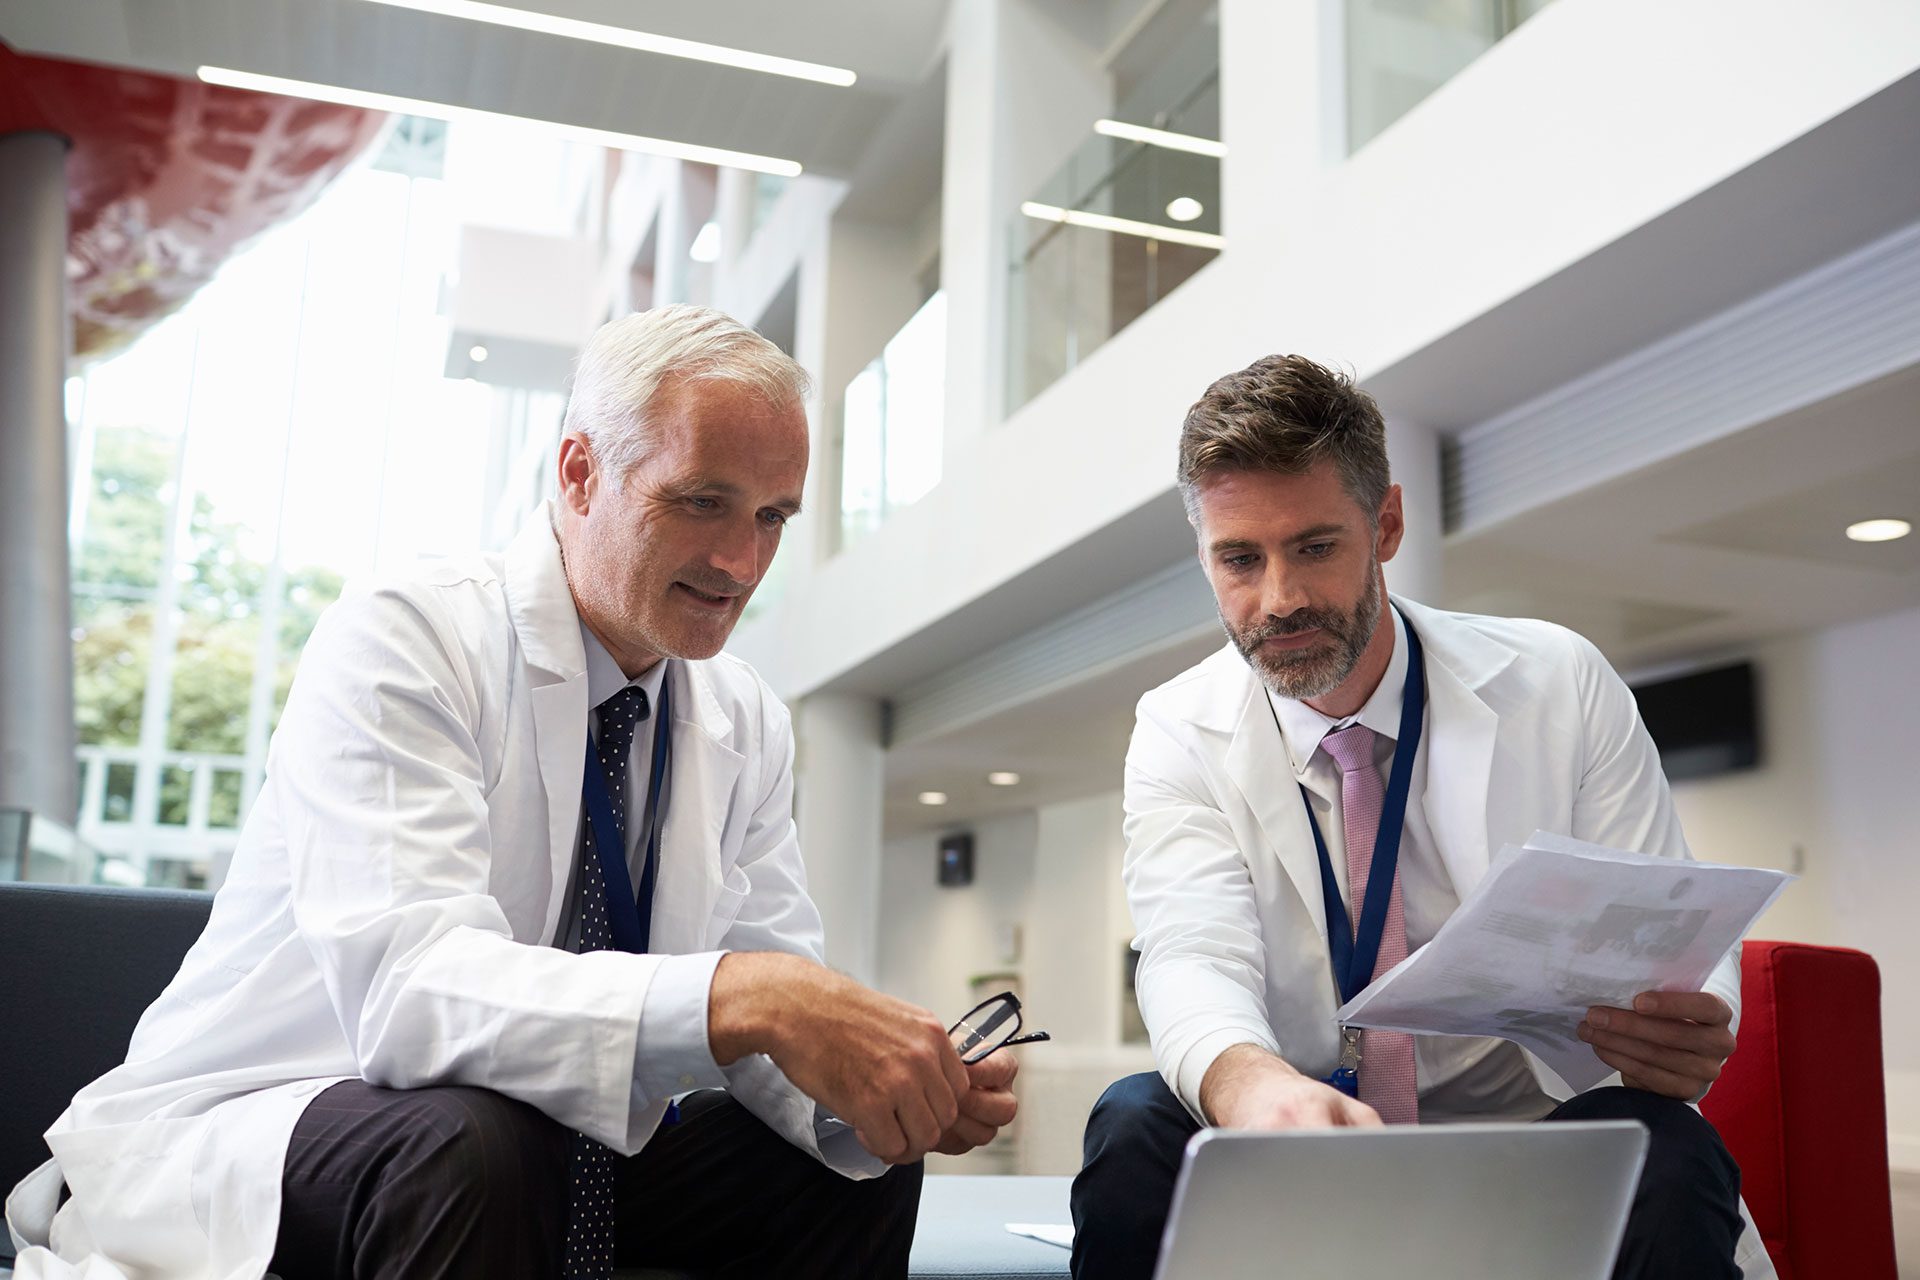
[791,692,886,986]
[0,130,77,826]
[650,163,696,308]
[1383,416,1445,603]
[940,0,1109,453]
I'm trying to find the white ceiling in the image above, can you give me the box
[883,630,1221,837]
[1448,361,1920,676]
[0,0,953,176]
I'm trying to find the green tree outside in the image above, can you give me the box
[73,424,344,831]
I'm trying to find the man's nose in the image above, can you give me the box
[1259,561,1309,621]
[708,518,759,586]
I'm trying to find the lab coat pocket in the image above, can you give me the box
[704,869,751,948]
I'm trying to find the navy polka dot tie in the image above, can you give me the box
[564,685,649,1280]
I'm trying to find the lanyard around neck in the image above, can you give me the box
[1295,612,1426,1005]
[579,670,673,954]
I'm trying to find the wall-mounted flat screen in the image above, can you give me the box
[1630,661,1760,782]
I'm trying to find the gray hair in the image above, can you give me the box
[561,304,811,486]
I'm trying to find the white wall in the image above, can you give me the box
[877,809,1038,1022]
[1021,792,1156,1177]
[1668,603,1920,1169]
[876,792,1153,1175]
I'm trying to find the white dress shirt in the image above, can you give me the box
[1267,609,1554,1123]
[567,623,730,1103]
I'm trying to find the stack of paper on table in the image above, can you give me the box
[1336,831,1793,1090]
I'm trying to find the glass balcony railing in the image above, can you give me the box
[1346,0,1559,153]
[1006,19,1221,416]
[838,290,948,550]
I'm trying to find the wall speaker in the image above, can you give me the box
[937,831,974,887]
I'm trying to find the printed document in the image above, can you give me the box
[1336,831,1793,1090]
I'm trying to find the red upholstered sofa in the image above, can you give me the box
[1700,940,1899,1279]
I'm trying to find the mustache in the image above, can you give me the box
[1240,608,1343,645]
[678,571,752,598]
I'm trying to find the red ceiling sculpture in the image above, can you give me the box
[0,45,389,361]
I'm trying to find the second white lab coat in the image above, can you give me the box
[1123,596,1774,1277]
[6,511,878,1280]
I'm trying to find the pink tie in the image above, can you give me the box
[1321,723,1419,1125]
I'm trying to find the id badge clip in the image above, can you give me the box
[1323,1025,1362,1098]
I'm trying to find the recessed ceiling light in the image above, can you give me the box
[197,66,804,177]
[1846,518,1911,543]
[918,791,949,806]
[468,344,489,362]
[1020,201,1224,251]
[357,0,857,86]
[986,771,1020,787]
[1164,196,1204,223]
[1093,118,1226,158]
[689,221,722,263]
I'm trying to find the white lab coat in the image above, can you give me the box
[7,511,879,1280]
[1123,596,1774,1278]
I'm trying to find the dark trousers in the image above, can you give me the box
[1069,1073,1743,1280]
[270,1080,923,1280]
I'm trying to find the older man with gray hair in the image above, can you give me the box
[8,305,1016,1280]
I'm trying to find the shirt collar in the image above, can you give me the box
[579,619,669,715]
[1268,607,1408,778]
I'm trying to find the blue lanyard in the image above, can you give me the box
[579,670,673,955]
[1299,612,1426,1006]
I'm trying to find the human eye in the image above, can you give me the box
[687,495,720,511]
[1301,541,1335,559]
[1221,552,1258,570]
[759,508,789,527]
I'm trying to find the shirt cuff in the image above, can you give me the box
[814,1108,888,1178]
[632,950,730,1103]
[1175,1026,1283,1122]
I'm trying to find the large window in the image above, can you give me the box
[65,119,574,889]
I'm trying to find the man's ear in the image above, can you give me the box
[1374,483,1405,564]
[557,433,597,515]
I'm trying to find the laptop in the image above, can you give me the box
[1153,1121,1648,1280]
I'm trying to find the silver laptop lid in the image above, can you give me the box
[1154,1121,1648,1280]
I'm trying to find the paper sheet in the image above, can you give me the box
[1005,1223,1074,1248]
[1336,831,1793,1090]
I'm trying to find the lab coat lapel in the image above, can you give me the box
[648,660,743,955]
[503,511,591,944]
[1220,666,1329,943]
[1398,598,1514,899]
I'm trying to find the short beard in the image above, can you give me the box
[1225,568,1384,701]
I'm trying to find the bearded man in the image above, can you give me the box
[1068,355,1772,1280]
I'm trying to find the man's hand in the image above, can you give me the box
[1199,1043,1382,1130]
[708,952,969,1165]
[933,1052,1021,1155]
[1579,990,1735,1101]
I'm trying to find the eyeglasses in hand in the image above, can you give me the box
[948,991,1051,1064]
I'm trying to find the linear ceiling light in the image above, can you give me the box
[198,66,804,177]
[1093,118,1226,159]
[358,0,857,86]
[1020,201,1225,251]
